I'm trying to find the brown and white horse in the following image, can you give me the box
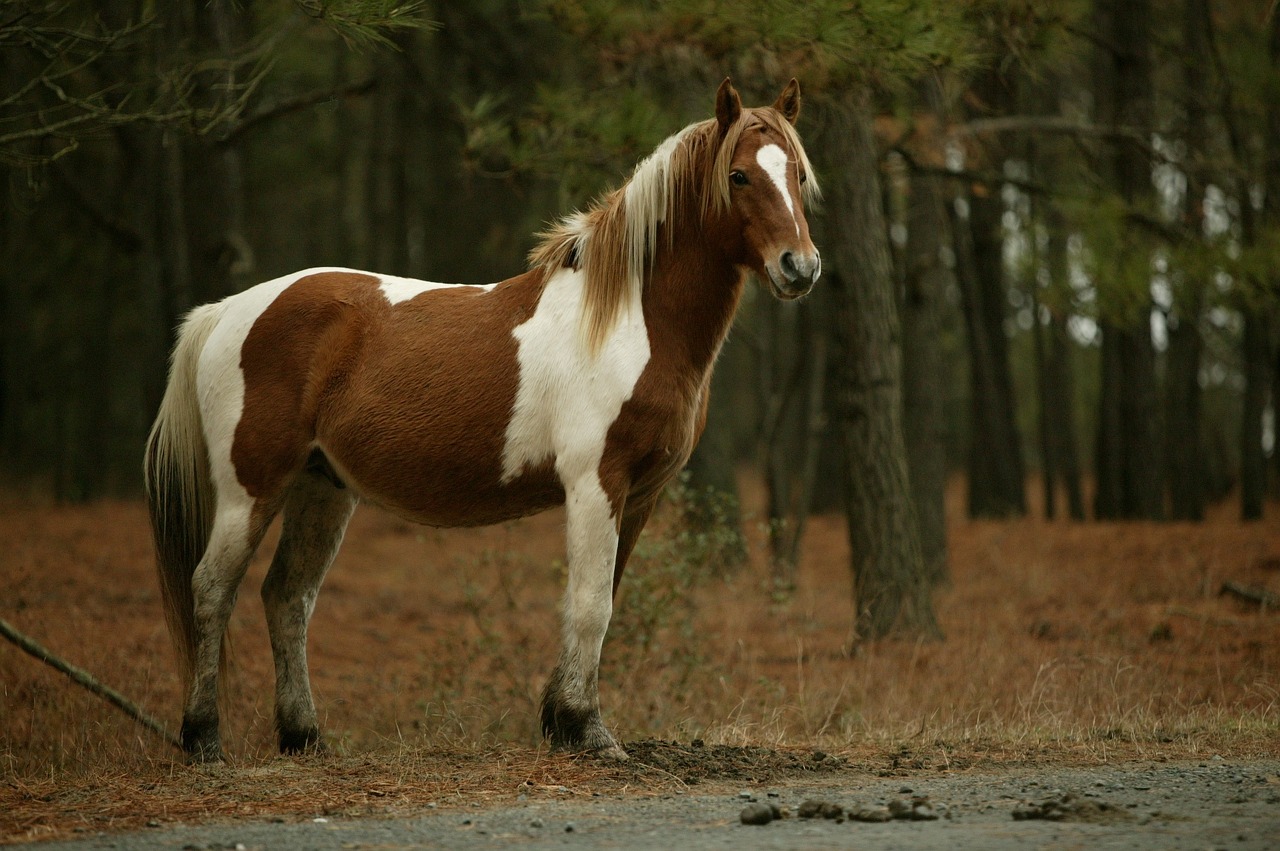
[146,78,820,762]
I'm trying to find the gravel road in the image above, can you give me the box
[21,758,1280,850]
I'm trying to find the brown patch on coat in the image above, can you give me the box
[233,270,564,527]
[232,272,378,503]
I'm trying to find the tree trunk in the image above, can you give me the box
[1046,229,1085,521]
[1239,6,1280,518]
[1231,73,1269,522]
[1164,309,1206,520]
[1164,0,1212,522]
[1014,65,1086,523]
[754,294,831,583]
[190,0,253,299]
[901,95,952,583]
[366,41,412,276]
[1240,311,1273,520]
[683,353,747,568]
[1046,304,1086,520]
[1023,137,1061,521]
[1271,4,1280,504]
[330,51,366,268]
[759,294,799,572]
[1031,284,1054,519]
[955,70,1027,519]
[0,167,24,478]
[821,93,941,642]
[1092,0,1164,520]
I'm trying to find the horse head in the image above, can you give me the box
[711,77,821,300]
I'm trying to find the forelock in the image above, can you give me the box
[706,108,819,217]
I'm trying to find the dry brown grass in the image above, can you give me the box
[2,477,1278,842]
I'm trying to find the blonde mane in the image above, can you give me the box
[529,107,819,353]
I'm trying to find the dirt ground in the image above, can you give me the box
[18,757,1280,850]
[2,478,1279,844]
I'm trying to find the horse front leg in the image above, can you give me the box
[540,474,628,760]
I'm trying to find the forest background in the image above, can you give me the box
[2,0,1278,640]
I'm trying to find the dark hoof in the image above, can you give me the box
[278,726,325,755]
[540,665,625,758]
[547,733,629,760]
[542,702,625,758]
[588,743,630,761]
[180,716,223,763]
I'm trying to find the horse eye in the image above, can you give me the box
[799,171,808,185]
[730,170,749,187]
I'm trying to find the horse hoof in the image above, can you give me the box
[183,747,225,765]
[180,719,223,764]
[278,726,325,755]
[548,730,627,760]
[592,743,630,762]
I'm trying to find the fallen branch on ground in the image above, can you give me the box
[1219,581,1279,609]
[0,616,181,750]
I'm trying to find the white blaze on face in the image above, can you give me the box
[756,143,798,235]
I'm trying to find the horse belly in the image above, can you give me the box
[339,449,565,528]
[316,376,566,528]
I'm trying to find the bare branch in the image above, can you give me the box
[892,144,1052,196]
[955,115,1145,145]
[1062,21,1123,59]
[0,3,421,167]
[1123,210,1196,245]
[894,144,1199,247]
[52,162,143,251]
[0,616,181,750]
[217,75,377,145]
[1220,580,1279,609]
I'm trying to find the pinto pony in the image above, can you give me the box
[146,78,820,762]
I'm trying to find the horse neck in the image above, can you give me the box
[642,218,745,377]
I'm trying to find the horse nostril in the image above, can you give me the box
[779,251,819,286]
[780,251,799,281]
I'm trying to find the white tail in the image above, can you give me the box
[144,303,224,690]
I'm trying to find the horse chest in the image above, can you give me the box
[500,269,651,490]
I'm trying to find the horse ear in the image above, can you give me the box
[773,78,801,125]
[715,77,742,135]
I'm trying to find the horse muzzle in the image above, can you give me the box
[767,249,821,299]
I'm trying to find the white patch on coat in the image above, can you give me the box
[197,268,335,507]
[500,266,651,489]
[558,470,619,699]
[756,143,798,235]
[502,266,648,712]
[377,275,496,305]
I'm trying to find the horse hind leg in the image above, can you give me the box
[261,466,357,754]
[183,498,270,761]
